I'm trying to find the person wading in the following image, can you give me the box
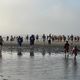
[64,41,70,57]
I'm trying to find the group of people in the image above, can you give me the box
[17,35,35,46]
[64,41,79,59]
[0,34,80,46]
[0,35,80,59]
[16,34,80,46]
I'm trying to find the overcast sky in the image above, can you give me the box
[0,0,80,35]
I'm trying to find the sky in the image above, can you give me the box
[0,0,80,35]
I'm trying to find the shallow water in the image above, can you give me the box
[0,48,80,80]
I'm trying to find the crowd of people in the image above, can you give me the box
[0,34,80,46]
[0,34,80,45]
[0,34,79,58]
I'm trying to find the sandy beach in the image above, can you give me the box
[2,40,80,50]
[0,39,80,80]
[0,48,80,80]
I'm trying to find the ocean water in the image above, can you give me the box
[0,47,80,80]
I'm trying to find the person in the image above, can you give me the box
[36,34,39,41]
[70,35,74,42]
[48,36,51,44]
[10,35,14,41]
[47,34,52,44]
[72,46,79,59]
[17,36,23,47]
[6,36,9,41]
[0,36,3,57]
[42,34,46,43]
[0,36,3,47]
[64,41,70,56]
[30,34,35,46]
[26,35,29,41]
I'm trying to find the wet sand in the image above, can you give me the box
[3,40,80,48]
[0,49,80,80]
[0,40,80,80]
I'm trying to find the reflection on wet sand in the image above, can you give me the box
[30,46,34,57]
[72,58,78,79]
[63,55,69,79]
[63,54,79,80]
[17,47,22,56]
[0,47,2,58]
[47,47,52,55]
[0,47,80,80]
[42,48,46,56]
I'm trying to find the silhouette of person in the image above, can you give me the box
[6,36,9,41]
[70,35,74,42]
[0,36,3,48]
[72,46,79,59]
[10,35,14,41]
[52,35,54,42]
[42,34,46,43]
[0,36,2,57]
[48,36,51,44]
[63,35,66,42]
[26,35,29,41]
[30,35,35,46]
[64,41,70,57]
[17,36,23,47]
[36,34,39,41]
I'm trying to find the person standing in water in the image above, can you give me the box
[72,46,79,59]
[64,41,70,57]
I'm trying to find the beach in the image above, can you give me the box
[0,48,80,80]
[2,38,80,47]
[0,0,80,79]
[0,38,80,80]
